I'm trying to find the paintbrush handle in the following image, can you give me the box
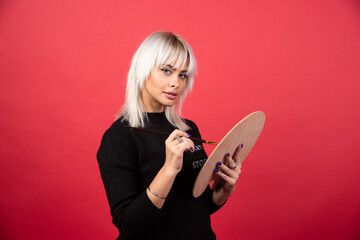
[191,138,218,145]
[125,126,218,145]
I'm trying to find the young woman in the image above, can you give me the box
[97,31,242,240]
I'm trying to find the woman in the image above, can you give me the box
[97,31,242,240]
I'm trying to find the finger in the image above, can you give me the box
[224,153,237,170]
[177,140,194,153]
[167,136,190,150]
[182,137,195,151]
[233,144,243,163]
[216,161,238,178]
[166,135,181,149]
[167,129,184,143]
[169,135,195,152]
[168,130,195,151]
[167,129,192,144]
[213,168,236,186]
[226,156,242,174]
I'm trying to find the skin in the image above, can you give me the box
[142,63,242,208]
[141,64,188,112]
[212,145,242,205]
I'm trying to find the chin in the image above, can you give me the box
[161,99,178,107]
[164,103,176,107]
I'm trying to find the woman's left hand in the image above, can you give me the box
[212,144,242,202]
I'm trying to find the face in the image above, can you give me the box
[141,63,188,112]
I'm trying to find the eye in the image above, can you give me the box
[161,68,171,74]
[179,73,188,80]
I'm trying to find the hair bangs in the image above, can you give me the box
[156,40,190,72]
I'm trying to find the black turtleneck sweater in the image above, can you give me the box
[97,112,223,240]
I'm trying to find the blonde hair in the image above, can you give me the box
[118,31,197,131]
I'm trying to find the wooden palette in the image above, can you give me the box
[192,111,266,198]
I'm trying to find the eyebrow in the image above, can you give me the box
[164,64,188,73]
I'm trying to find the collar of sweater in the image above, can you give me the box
[145,111,167,123]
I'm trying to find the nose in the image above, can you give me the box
[169,75,179,88]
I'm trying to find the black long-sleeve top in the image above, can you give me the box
[97,112,223,240]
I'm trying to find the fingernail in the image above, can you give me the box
[217,161,222,166]
[241,143,244,148]
[214,168,218,172]
[227,153,230,157]
[187,133,192,137]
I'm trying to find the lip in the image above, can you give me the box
[163,91,178,100]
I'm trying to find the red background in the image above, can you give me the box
[1,0,359,239]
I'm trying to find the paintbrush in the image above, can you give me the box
[125,126,218,145]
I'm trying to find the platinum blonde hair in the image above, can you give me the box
[118,31,197,131]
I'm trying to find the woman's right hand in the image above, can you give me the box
[164,129,195,174]
[147,130,194,208]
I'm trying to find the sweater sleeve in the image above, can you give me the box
[205,186,227,214]
[97,124,161,238]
